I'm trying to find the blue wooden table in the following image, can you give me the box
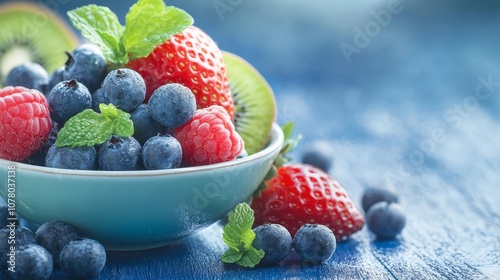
[1,0,500,279]
[25,180,498,279]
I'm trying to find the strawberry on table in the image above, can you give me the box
[67,0,234,118]
[252,163,365,240]
[251,123,364,240]
[0,86,52,161]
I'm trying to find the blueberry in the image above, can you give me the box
[92,88,108,112]
[301,140,334,172]
[35,220,80,265]
[148,83,196,128]
[130,104,166,145]
[60,238,106,279]
[25,122,60,166]
[366,201,406,239]
[361,187,399,213]
[101,68,146,112]
[45,144,97,170]
[98,136,142,171]
[0,226,36,268]
[252,224,292,264]
[64,44,107,92]
[45,66,65,95]
[4,61,49,92]
[293,224,337,264]
[7,244,53,280]
[47,79,92,125]
[142,134,182,170]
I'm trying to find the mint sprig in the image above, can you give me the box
[67,0,194,68]
[56,104,134,148]
[221,203,265,268]
[67,5,126,65]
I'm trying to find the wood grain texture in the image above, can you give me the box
[3,186,497,280]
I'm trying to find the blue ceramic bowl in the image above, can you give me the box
[0,123,283,251]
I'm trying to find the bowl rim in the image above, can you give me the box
[0,123,284,177]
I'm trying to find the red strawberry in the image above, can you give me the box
[174,105,244,166]
[127,26,234,119]
[251,163,364,240]
[0,86,52,161]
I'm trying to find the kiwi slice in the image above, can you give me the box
[223,51,277,155]
[0,2,80,87]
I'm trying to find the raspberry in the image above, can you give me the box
[0,86,52,161]
[174,106,244,166]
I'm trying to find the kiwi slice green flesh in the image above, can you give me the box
[0,3,80,87]
[223,51,277,155]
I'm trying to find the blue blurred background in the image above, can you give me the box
[1,1,499,276]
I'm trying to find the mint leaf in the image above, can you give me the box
[99,104,134,136]
[56,109,110,147]
[221,203,264,267]
[123,0,193,59]
[56,105,134,148]
[100,103,119,120]
[222,203,255,248]
[113,109,134,137]
[67,5,127,65]
[67,0,193,68]
[221,248,243,263]
[237,248,265,268]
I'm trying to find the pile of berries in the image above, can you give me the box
[297,142,407,241]
[250,131,366,243]
[240,139,407,268]
[0,43,244,171]
[0,210,106,279]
